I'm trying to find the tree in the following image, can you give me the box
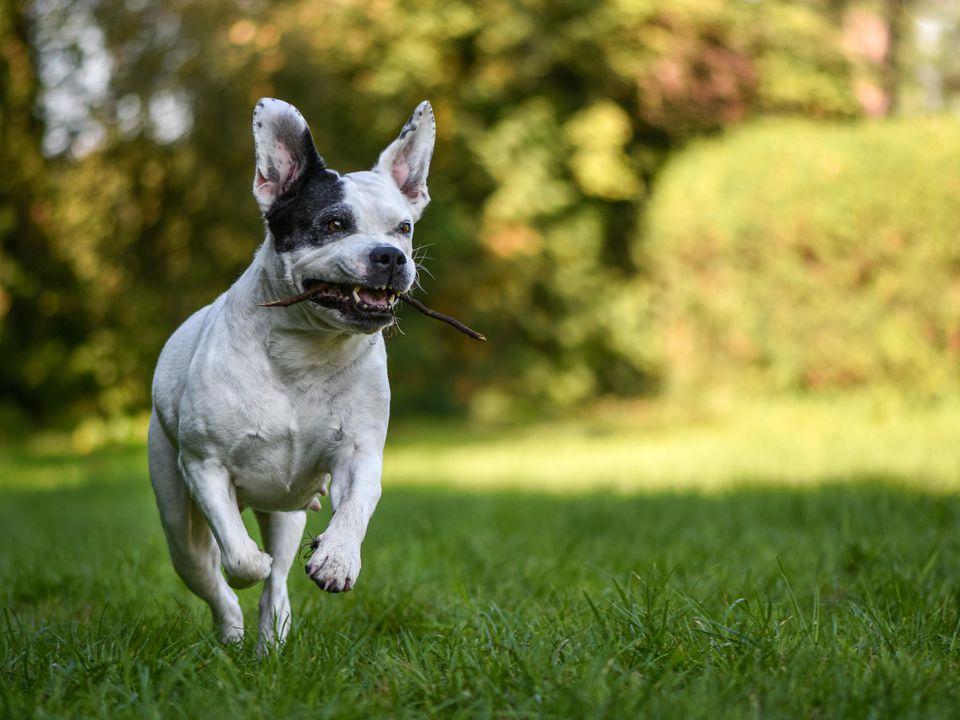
[1,0,862,426]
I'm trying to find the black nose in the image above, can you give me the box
[369,245,407,271]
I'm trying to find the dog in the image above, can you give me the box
[148,97,434,650]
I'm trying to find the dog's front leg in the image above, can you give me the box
[305,452,382,593]
[180,454,273,589]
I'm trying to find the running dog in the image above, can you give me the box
[148,98,434,650]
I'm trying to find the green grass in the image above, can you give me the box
[2,396,960,718]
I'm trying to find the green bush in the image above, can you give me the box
[645,117,960,395]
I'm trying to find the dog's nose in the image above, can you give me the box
[369,245,407,271]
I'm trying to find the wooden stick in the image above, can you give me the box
[259,285,326,307]
[399,295,486,342]
[259,286,487,342]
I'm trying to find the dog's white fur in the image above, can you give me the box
[148,99,434,651]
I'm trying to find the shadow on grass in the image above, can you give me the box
[1,468,958,614]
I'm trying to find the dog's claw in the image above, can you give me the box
[306,565,345,593]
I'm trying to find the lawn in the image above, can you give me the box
[1,396,959,718]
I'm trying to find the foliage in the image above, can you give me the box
[646,116,960,395]
[2,405,960,717]
[0,0,93,427]
[0,0,861,426]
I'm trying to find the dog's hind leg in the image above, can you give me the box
[254,509,307,654]
[148,412,245,643]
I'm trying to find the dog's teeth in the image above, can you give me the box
[388,293,397,305]
[352,287,361,303]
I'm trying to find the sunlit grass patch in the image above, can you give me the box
[0,443,145,491]
[3,394,959,496]
[386,394,960,493]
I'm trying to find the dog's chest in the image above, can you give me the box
[227,386,351,511]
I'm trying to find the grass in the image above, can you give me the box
[1,395,960,718]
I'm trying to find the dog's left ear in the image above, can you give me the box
[374,101,435,220]
[252,98,323,213]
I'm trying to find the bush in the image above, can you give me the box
[645,117,960,395]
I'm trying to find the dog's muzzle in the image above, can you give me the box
[301,278,401,330]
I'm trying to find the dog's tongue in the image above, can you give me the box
[358,288,388,307]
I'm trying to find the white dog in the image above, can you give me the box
[148,98,434,650]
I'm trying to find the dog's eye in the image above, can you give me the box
[398,221,412,235]
[324,219,343,233]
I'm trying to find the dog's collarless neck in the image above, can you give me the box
[266,327,379,384]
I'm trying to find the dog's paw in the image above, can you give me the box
[217,616,245,645]
[213,592,245,644]
[305,536,361,593]
[223,540,273,589]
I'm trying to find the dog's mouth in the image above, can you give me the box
[301,279,400,320]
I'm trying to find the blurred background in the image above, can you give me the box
[2,0,959,444]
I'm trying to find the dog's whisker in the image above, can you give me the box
[384,311,404,338]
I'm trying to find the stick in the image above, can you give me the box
[259,285,326,307]
[259,286,487,341]
[399,295,486,342]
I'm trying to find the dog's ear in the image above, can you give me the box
[252,98,323,213]
[374,101,435,220]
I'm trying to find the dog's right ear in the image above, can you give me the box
[374,101,435,220]
[252,98,323,213]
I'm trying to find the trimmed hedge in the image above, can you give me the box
[645,117,960,395]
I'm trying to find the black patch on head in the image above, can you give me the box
[266,166,354,253]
